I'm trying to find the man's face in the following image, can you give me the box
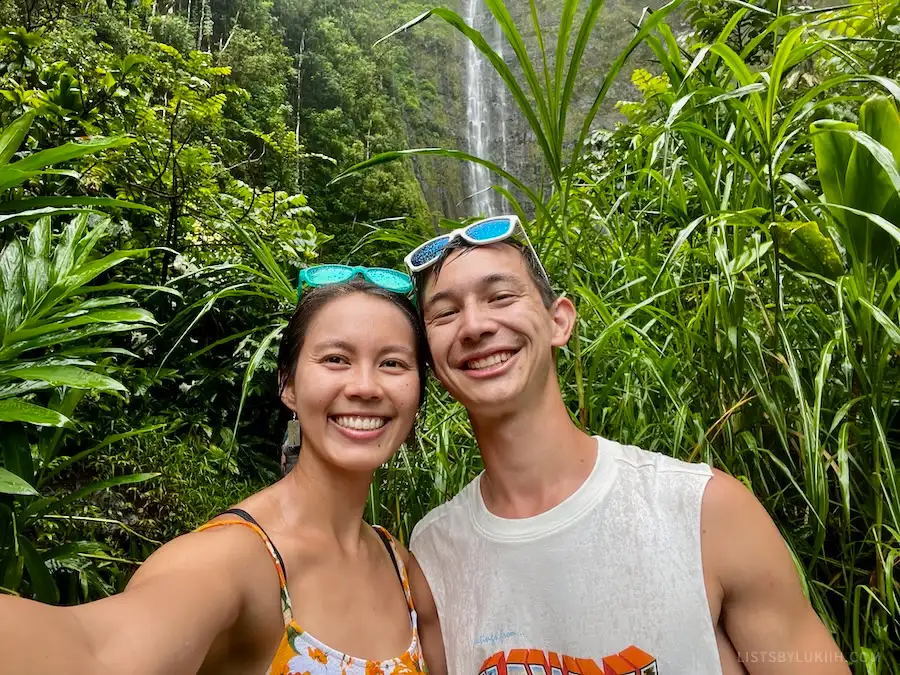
[420,244,572,414]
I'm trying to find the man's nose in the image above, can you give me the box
[458,303,497,343]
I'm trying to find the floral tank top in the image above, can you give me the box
[196,508,427,675]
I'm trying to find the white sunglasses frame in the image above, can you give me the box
[404,215,552,289]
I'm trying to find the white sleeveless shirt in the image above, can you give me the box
[410,436,723,675]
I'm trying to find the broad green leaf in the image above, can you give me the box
[0,468,38,496]
[4,308,155,346]
[49,214,89,288]
[58,249,150,299]
[770,220,845,279]
[1,426,33,486]
[19,538,58,604]
[811,120,857,224]
[0,321,155,360]
[0,111,34,169]
[10,136,131,174]
[24,217,50,310]
[0,398,71,427]
[0,206,113,227]
[3,365,126,391]
[0,168,41,192]
[861,95,900,164]
[0,197,156,214]
[843,129,900,213]
[72,217,111,270]
[0,237,25,338]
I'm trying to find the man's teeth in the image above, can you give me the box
[467,351,514,370]
[333,416,387,431]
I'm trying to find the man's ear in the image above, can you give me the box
[549,296,576,347]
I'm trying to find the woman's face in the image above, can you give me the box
[281,292,421,474]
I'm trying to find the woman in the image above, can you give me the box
[0,266,430,675]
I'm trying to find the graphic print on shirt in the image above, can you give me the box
[479,646,657,675]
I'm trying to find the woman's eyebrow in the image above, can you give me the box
[378,344,415,356]
[311,339,355,353]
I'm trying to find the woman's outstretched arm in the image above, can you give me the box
[0,523,274,675]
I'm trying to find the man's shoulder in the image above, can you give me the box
[410,473,481,548]
[602,435,713,479]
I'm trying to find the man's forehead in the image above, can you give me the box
[422,245,531,296]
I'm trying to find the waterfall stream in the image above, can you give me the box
[464,0,509,217]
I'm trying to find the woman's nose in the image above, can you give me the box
[343,367,383,400]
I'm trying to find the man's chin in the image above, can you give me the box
[456,388,523,417]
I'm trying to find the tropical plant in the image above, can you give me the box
[0,111,162,602]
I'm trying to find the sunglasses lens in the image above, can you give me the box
[467,217,514,241]
[410,235,451,269]
[365,268,412,293]
[305,265,353,285]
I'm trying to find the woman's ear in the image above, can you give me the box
[549,296,576,347]
[280,379,297,412]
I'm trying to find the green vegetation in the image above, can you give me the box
[1,0,899,670]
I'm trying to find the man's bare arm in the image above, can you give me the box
[409,554,447,675]
[703,469,849,675]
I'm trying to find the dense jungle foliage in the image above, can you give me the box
[1,0,899,671]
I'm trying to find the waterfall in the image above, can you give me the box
[464,0,509,217]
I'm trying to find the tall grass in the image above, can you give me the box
[335,0,900,670]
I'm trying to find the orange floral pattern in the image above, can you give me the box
[195,518,425,675]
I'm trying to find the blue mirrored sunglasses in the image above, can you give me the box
[404,216,520,272]
[297,265,413,298]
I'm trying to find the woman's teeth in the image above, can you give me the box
[333,416,387,431]
[466,351,514,370]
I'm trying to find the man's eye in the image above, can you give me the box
[491,293,515,302]
[432,308,457,320]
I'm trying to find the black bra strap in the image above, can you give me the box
[222,508,289,583]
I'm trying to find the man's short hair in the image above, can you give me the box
[414,238,557,310]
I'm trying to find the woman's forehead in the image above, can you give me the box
[306,293,416,346]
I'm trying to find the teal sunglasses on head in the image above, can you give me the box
[297,265,413,298]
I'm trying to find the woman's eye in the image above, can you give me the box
[325,355,348,365]
[382,359,404,369]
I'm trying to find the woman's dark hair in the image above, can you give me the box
[277,277,429,474]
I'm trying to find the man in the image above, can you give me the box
[403,216,849,675]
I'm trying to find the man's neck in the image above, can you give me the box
[469,381,597,519]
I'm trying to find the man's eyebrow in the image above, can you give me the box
[481,273,527,290]
[424,273,527,312]
[423,289,456,313]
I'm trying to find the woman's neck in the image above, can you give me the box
[273,447,375,554]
